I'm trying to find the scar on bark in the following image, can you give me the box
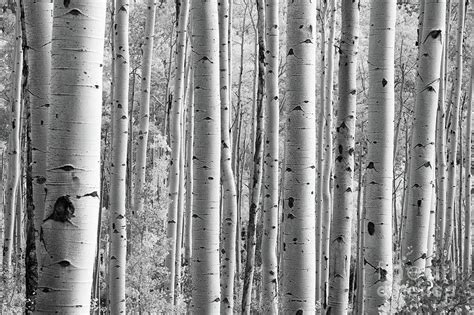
[44,196,76,224]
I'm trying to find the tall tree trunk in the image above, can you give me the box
[190,1,221,312]
[363,0,396,312]
[444,0,466,258]
[321,0,336,309]
[328,0,359,312]
[184,68,194,264]
[401,0,446,279]
[167,0,189,301]
[23,0,53,309]
[108,0,130,313]
[218,0,238,312]
[261,0,279,312]
[242,1,264,312]
[2,0,22,275]
[282,0,317,312]
[463,46,473,277]
[36,0,106,312]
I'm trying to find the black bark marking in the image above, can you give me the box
[367,162,376,171]
[288,197,295,208]
[36,176,46,184]
[416,161,432,169]
[44,196,75,224]
[382,78,388,87]
[67,9,83,16]
[63,0,70,7]
[288,48,294,55]
[58,260,71,267]
[292,105,303,111]
[367,222,375,235]
[296,310,304,315]
[287,213,296,219]
[52,164,75,172]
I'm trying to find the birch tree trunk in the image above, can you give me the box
[401,0,446,279]
[24,0,53,271]
[363,0,396,311]
[218,0,238,312]
[321,1,336,308]
[444,0,466,257]
[108,0,130,313]
[328,0,359,312]
[167,0,189,301]
[261,0,279,312]
[36,0,106,312]
[282,0,316,312]
[190,1,221,312]
[2,0,22,274]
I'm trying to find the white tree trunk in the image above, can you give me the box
[108,0,130,313]
[282,0,317,312]
[363,0,396,311]
[261,0,279,312]
[23,0,53,273]
[190,1,221,312]
[218,0,238,312]
[328,0,359,312]
[36,0,106,312]
[401,0,446,279]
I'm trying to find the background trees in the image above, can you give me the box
[0,0,472,313]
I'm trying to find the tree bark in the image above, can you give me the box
[363,0,396,311]
[328,0,359,312]
[282,0,317,312]
[36,0,106,312]
[190,1,221,312]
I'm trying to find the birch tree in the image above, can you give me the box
[218,0,238,312]
[167,0,189,300]
[328,0,359,312]
[190,1,221,312]
[36,0,106,312]
[109,0,130,313]
[401,0,445,279]
[363,0,396,311]
[261,0,279,312]
[282,0,317,312]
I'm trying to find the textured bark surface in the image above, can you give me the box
[401,0,445,279]
[190,1,221,313]
[35,0,106,313]
[282,0,317,312]
[363,0,396,312]
[218,0,238,313]
[166,0,189,301]
[328,0,359,312]
[261,0,279,312]
[109,0,130,313]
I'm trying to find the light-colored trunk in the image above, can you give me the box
[328,0,359,312]
[36,0,106,312]
[282,0,317,312]
[24,0,53,275]
[2,0,22,274]
[134,0,156,236]
[401,0,446,280]
[218,0,238,312]
[190,1,221,312]
[426,185,436,279]
[184,68,194,264]
[363,0,396,312]
[242,2,264,312]
[108,0,130,312]
[464,46,473,277]
[321,0,336,309]
[444,0,466,257]
[167,0,189,301]
[261,0,279,312]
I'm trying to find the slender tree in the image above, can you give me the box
[218,0,238,312]
[282,0,317,312]
[190,1,221,312]
[401,0,446,279]
[328,0,359,312]
[35,0,106,312]
[261,0,279,312]
[2,0,22,274]
[108,0,130,313]
[363,0,396,311]
[167,0,189,300]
